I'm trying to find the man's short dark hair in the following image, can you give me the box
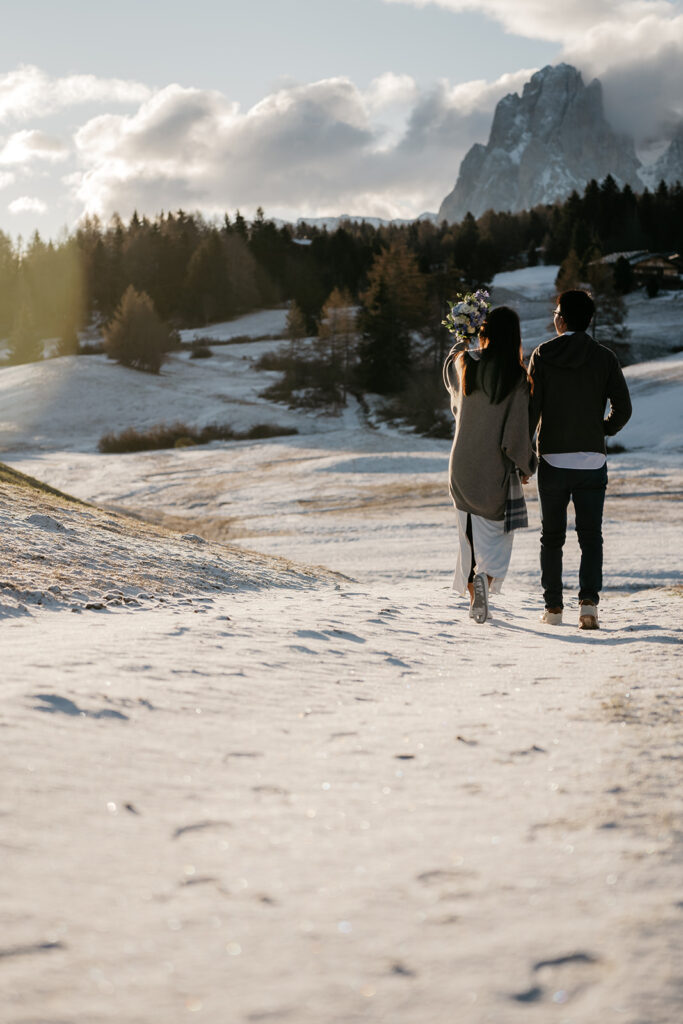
[558,290,595,332]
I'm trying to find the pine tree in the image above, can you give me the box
[587,259,628,345]
[233,210,248,241]
[285,301,307,360]
[8,273,43,364]
[0,230,18,338]
[357,240,426,394]
[184,231,228,324]
[613,256,634,295]
[316,287,357,403]
[103,286,169,373]
[56,238,85,355]
[555,249,582,293]
[223,233,261,314]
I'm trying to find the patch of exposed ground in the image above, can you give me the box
[0,467,343,618]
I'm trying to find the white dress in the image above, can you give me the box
[452,509,513,597]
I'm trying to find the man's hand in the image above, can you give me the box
[520,474,530,485]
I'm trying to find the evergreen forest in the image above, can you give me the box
[0,177,680,353]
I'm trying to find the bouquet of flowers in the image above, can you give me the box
[442,288,491,346]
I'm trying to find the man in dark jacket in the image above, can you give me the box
[528,289,632,629]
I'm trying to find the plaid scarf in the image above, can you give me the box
[504,470,528,533]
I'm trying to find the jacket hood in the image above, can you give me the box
[538,331,598,369]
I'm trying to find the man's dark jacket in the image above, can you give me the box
[528,331,632,455]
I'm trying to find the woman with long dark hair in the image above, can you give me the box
[443,306,537,623]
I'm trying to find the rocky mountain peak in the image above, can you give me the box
[438,64,642,223]
[646,122,683,189]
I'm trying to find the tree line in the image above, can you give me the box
[0,176,680,378]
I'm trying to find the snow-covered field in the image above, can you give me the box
[1,293,682,1024]
[491,265,683,359]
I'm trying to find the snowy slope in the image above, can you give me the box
[178,307,288,344]
[491,265,559,299]
[1,309,682,1024]
[491,265,683,357]
[0,340,305,454]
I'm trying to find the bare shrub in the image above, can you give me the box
[244,423,298,440]
[98,421,297,453]
[253,350,291,372]
[260,359,344,409]
[190,340,213,359]
[381,370,453,438]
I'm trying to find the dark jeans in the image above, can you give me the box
[538,460,608,609]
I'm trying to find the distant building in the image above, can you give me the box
[599,251,682,288]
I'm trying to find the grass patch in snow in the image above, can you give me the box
[189,340,214,359]
[98,421,298,453]
[255,351,347,409]
[0,461,88,504]
[379,371,453,439]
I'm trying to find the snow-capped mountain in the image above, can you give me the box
[641,121,683,191]
[439,64,644,223]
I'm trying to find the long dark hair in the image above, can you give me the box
[461,306,527,403]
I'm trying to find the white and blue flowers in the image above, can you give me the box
[442,289,491,345]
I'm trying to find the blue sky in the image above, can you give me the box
[0,1,553,106]
[0,0,681,239]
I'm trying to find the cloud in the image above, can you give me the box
[0,65,151,123]
[0,130,69,166]
[4,8,680,237]
[383,0,675,42]
[386,1,683,143]
[0,171,14,189]
[70,70,534,222]
[8,196,47,214]
[565,13,683,141]
[364,72,419,113]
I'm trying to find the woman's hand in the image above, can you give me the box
[449,340,469,355]
[520,474,530,485]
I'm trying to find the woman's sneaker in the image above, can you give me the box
[540,607,563,625]
[471,573,489,623]
[579,601,599,630]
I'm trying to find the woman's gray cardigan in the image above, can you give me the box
[443,344,537,521]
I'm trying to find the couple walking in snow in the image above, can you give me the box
[443,289,632,627]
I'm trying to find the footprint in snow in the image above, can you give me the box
[0,602,30,619]
[416,869,469,885]
[390,961,416,977]
[32,694,128,720]
[456,735,478,746]
[24,513,68,532]
[326,628,366,644]
[172,820,232,839]
[512,986,543,1003]
[511,951,601,1005]
[534,952,599,971]
[0,941,65,960]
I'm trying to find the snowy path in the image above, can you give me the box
[2,454,681,1023]
[3,575,681,1023]
[1,321,682,1023]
